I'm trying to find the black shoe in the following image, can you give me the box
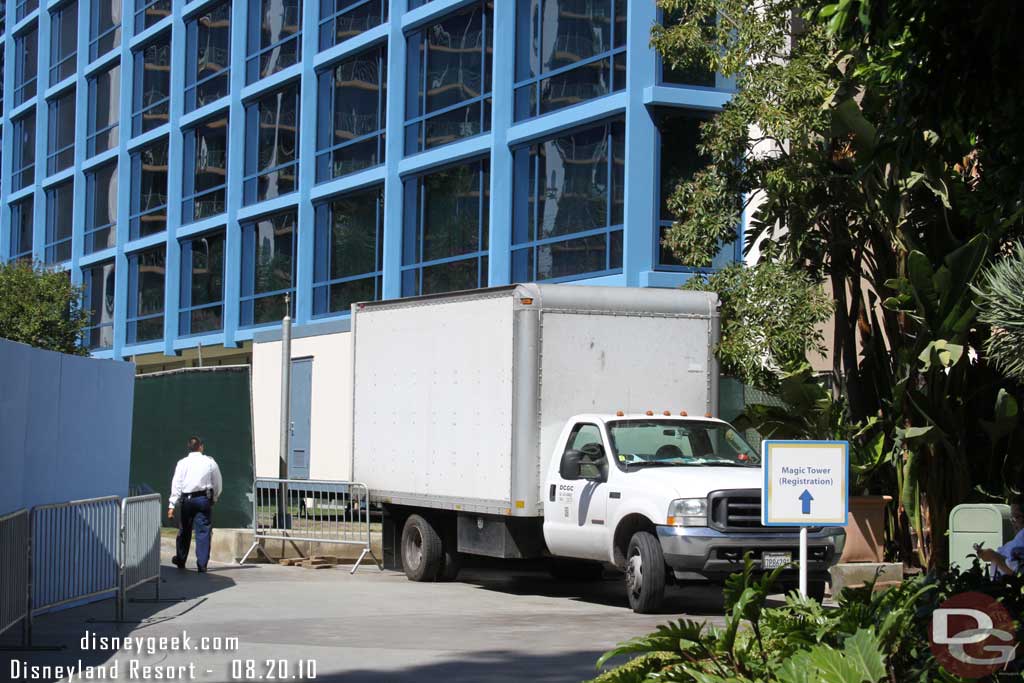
[197,566,207,573]
[172,556,185,569]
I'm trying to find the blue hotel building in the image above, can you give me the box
[0,0,737,367]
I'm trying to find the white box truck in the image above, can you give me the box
[352,284,845,612]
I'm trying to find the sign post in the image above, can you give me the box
[761,440,849,597]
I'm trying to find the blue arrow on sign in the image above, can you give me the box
[799,489,814,514]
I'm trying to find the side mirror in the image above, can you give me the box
[560,450,583,480]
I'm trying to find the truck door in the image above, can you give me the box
[543,423,611,561]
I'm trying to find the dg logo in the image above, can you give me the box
[929,591,1019,678]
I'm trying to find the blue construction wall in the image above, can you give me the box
[0,338,135,514]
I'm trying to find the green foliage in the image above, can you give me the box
[0,260,88,355]
[682,263,833,392]
[974,242,1024,384]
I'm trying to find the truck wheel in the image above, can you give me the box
[807,580,827,603]
[401,514,443,582]
[625,531,666,613]
[548,558,605,581]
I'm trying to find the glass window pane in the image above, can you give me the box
[317,46,386,180]
[85,162,117,254]
[187,2,231,111]
[88,64,120,156]
[45,181,74,263]
[13,115,36,192]
[10,198,34,260]
[186,116,229,221]
[131,138,169,239]
[91,0,122,60]
[83,261,116,349]
[48,89,76,175]
[15,27,38,105]
[319,0,386,50]
[189,233,224,308]
[134,32,171,135]
[245,84,300,203]
[129,246,165,342]
[136,0,170,32]
[248,0,301,83]
[50,1,78,83]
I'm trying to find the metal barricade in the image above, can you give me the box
[28,496,121,644]
[240,478,380,573]
[0,509,29,643]
[118,493,163,621]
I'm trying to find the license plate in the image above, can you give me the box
[762,551,791,569]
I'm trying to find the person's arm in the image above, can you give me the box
[168,460,184,511]
[978,547,1014,575]
[211,460,223,503]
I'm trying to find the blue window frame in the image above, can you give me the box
[130,137,169,240]
[82,260,116,349]
[16,0,37,22]
[45,180,74,263]
[9,196,34,261]
[89,0,121,62]
[243,83,300,205]
[127,245,166,344]
[179,230,225,335]
[135,0,170,33]
[407,0,435,8]
[402,157,489,297]
[49,1,77,83]
[313,185,383,317]
[514,0,626,122]
[511,119,624,282]
[87,63,120,157]
[240,209,296,326]
[318,0,386,51]
[14,26,38,106]
[316,45,386,182]
[405,2,492,153]
[246,0,301,85]
[185,1,231,112]
[47,89,76,175]
[12,113,35,192]
[133,32,171,136]
[85,161,117,254]
[183,115,229,223]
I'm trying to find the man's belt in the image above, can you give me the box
[181,489,212,500]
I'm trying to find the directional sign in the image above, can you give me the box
[762,440,849,527]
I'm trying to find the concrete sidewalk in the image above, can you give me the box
[2,549,728,683]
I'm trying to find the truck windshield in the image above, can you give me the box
[606,420,760,468]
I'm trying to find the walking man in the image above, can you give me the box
[168,436,223,572]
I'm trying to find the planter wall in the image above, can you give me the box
[840,495,892,563]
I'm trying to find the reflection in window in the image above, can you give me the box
[514,0,626,121]
[45,180,74,263]
[50,1,78,83]
[244,83,300,205]
[16,0,38,22]
[127,246,166,344]
[90,0,121,61]
[179,231,225,335]
[183,116,229,222]
[83,260,116,349]
[313,186,383,316]
[316,46,386,182]
[247,0,301,84]
[511,119,624,282]
[9,197,34,261]
[133,32,171,135]
[319,0,386,50]
[402,158,489,297]
[85,161,117,254]
[405,2,493,152]
[185,1,231,112]
[135,0,170,33]
[47,89,76,175]
[12,114,36,192]
[240,210,296,326]
[87,64,120,157]
[660,9,715,87]
[130,137,169,239]
[14,27,38,105]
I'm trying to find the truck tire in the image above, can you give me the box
[438,545,462,581]
[548,558,605,581]
[625,531,666,613]
[401,514,443,582]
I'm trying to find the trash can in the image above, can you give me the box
[948,504,1013,571]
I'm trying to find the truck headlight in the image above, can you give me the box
[667,498,707,526]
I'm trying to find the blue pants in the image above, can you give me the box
[175,495,213,569]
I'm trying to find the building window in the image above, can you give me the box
[246,0,301,85]
[9,197,34,261]
[182,116,229,222]
[405,2,492,152]
[85,162,117,254]
[90,0,121,61]
[82,260,116,349]
[318,0,386,51]
[511,119,624,282]
[50,1,78,83]
[12,114,36,192]
[185,1,231,112]
[659,9,715,87]
[402,157,489,297]
[135,0,170,33]
[127,246,166,343]
[133,32,171,136]
[45,181,74,263]
[240,210,296,326]
[16,0,37,22]
[87,63,120,157]
[47,89,76,175]
[14,26,38,106]
[514,0,627,121]
[179,230,225,335]
[130,137,169,239]
[313,185,383,316]
[316,46,386,182]
[244,83,300,205]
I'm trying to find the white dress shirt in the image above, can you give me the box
[168,451,223,508]
[991,527,1024,577]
